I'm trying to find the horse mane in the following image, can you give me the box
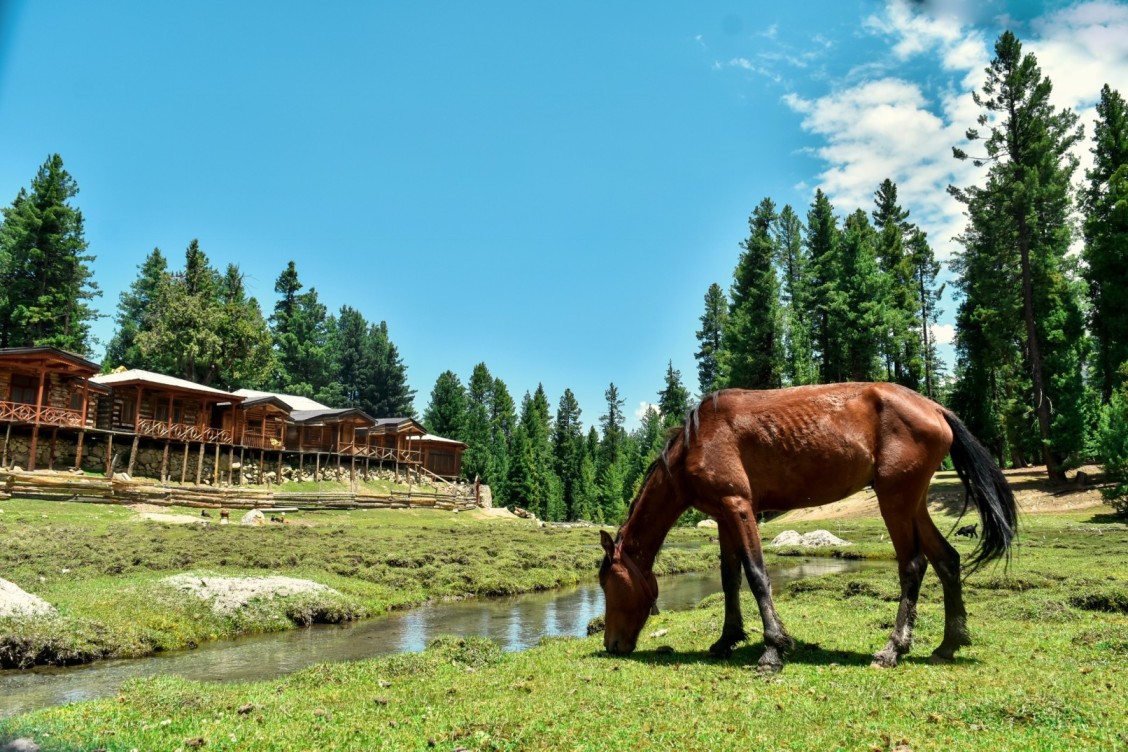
[622,393,721,527]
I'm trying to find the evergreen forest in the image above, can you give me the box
[2,33,1127,519]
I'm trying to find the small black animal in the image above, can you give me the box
[201,509,211,518]
[955,523,978,539]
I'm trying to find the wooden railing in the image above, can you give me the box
[337,443,421,463]
[0,400,85,428]
[137,418,232,444]
[241,428,285,450]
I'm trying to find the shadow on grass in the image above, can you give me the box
[590,639,983,670]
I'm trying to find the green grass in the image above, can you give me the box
[1,504,1126,750]
[0,500,716,668]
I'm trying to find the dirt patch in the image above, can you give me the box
[162,573,338,614]
[776,466,1111,523]
[467,507,523,520]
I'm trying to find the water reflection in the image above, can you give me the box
[0,558,875,718]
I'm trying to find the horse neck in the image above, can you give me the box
[619,469,687,571]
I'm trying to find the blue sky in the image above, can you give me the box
[1,1,1125,430]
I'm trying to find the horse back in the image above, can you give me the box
[680,383,951,513]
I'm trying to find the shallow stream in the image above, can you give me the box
[0,557,876,718]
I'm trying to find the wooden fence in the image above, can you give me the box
[0,470,477,512]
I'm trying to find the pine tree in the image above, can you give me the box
[488,376,516,504]
[837,210,884,382]
[872,180,923,389]
[908,228,945,398]
[423,370,467,439]
[657,360,691,427]
[1083,85,1128,402]
[462,362,496,483]
[0,154,100,353]
[775,204,817,386]
[213,264,274,389]
[553,388,585,519]
[597,383,629,523]
[726,198,784,389]
[805,189,844,382]
[105,248,168,369]
[694,283,728,394]
[329,306,374,409]
[363,321,415,418]
[952,30,1088,481]
[135,240,223,383]
[269,262,336,398]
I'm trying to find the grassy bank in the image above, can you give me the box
[0,499,717,668]
[2,507,1125,750]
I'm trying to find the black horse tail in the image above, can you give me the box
[943,410,1019,573]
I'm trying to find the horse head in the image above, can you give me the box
[599,529,659,654]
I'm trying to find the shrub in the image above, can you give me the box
[1097,390,1128,515]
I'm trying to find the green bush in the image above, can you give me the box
[1098,390,1128,515]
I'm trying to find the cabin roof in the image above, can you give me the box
[90,369,242,401]
[290,407,375,425]
[232,389,329,412]
[406,433,469,448]
[0,346,101,375]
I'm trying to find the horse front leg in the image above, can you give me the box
[719,496,793,672]
[708,525,747,658]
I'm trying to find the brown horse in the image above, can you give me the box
[599,383,1017,671]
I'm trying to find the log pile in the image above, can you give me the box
[0,470,478,512]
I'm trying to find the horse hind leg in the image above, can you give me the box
[916,509,971,662]
[872,491,929,669]
[709,526,748,658]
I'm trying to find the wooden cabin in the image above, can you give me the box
[406,432,468,480]
[218,394,291,450]
[0,346,102,470]
[89,369,243,444]
[361,417,426,465]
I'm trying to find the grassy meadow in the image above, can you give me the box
[1,494,1126,750]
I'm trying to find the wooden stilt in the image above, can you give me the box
[315,452,321,480]
[238,446,245,485]
[227,446,234,486]
[213,443,220,485]
[74,430,86,471]
[105,434,114,476]
[126,434,140,477]
[259,449,265,484]
[299,449,305,482]
[195,443,205,485]
[350,453,356,483]
[161,442,170,482]
[277,449,283,484]
[48,428,58,470]
[181,443,190,484]
[2,422,11,468]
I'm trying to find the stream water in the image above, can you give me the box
[0,558,876,718]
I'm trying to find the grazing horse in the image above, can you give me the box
[955,523,979,539]
[599,383,1017,671]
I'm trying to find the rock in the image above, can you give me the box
[0,577,56,619]
[241,510,266,526]
[769,530,804,547]
[696,518,718,529]
[769,529,851,547]
[112,472,130,481]
[2,738,41,752]
[162,573,337,614]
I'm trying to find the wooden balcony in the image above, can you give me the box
[137,418,232,444]
[242,428,285,450]
[0,400,85,428]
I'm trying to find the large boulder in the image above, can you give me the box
[0,577,56,619]
[241,509,266,526]
[769,529,851,547]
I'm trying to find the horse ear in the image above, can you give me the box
[600,530,616,559]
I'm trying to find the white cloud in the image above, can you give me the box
[635,401,658,422]
[931,322,956,346]
[1030,1,1128,111]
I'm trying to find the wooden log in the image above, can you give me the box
[181,442,189,484]
[195,443,205,486]
[126,434,140,477]
[2,422,11,468]
[74,429,85,471]
[213,443,220,485]
[161,442,170,483]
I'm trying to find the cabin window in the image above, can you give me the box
[70,391,84,411]
[154,399,186,423]
[119,397,136,425]
[9,374,39,405]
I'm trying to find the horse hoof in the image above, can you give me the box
[709,645,733,659]
[929,651,955,665]
[870,651,899,669]
[756,661,782,675]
